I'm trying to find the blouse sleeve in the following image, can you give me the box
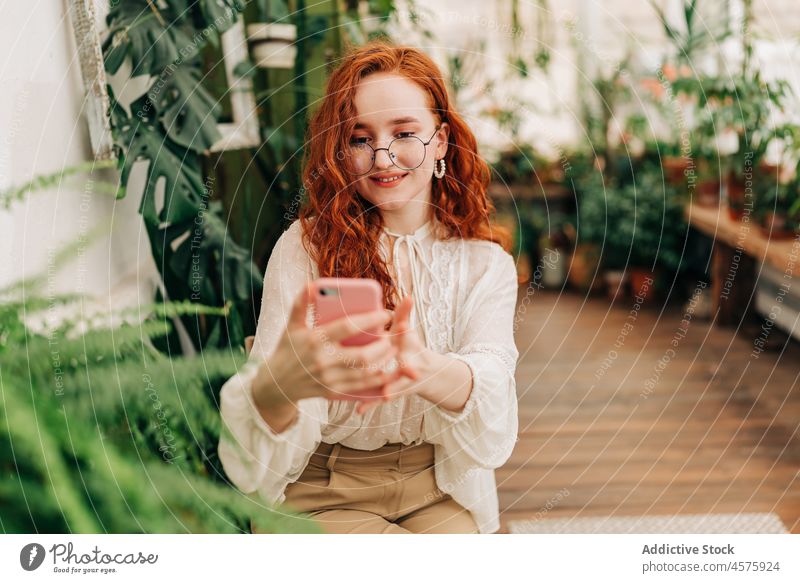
[422,244,520,470]
[217,220,327,503]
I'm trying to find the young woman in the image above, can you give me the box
[218,40,520,534]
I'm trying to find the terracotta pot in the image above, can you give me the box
[568,243,604,293]
[758,161,780,177]
[663,156,690,185]
[726,170,748,221]
[629,268,658,303]
[603,269,628,301]
[759,211,797,240]
[695,179,721,207]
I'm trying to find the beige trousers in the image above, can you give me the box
[281,440,479,534]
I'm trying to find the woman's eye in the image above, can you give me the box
[350,137,369,145]
[397,132,416,139]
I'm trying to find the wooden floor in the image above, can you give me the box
[497,289,800,533]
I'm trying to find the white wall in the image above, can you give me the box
[0,1,157,325]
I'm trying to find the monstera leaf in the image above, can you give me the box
[103,3,197,76]
[165,0,245,37]
[146,200,262,348]
[152,65,223,152]
[103,1,246,75]
[105,10,223,152]
[198,204,263,304]
[113,93,206,225]
[195,0,246,36]
[103,0,256,350]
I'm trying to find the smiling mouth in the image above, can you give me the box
[369,173,409,186]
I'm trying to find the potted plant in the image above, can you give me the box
[694,150,724,208]
[669,79,727,208]
[536,212,572,289]
[753,124,800,235]
[586,179,632,301]
[491,143,565,189]
[567,237,604,294]
[604,182,660,302]
[756,179,800,239]
[567,169,606,294]
[492,143,536,185]
[660,141,692,186]
[721,74,792,220]
[248,0,297,69]
[617,167,686,302]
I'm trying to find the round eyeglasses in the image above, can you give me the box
[344,125,442,176]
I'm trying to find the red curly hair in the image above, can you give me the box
[297,39,511,310]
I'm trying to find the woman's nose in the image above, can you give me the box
[373,147,394,169]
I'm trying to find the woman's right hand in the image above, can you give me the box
[252,282,398,410]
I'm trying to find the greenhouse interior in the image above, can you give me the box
[1,0,799,544]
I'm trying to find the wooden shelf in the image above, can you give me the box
[685,202,799,274]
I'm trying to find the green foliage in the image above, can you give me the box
[146,199,261,347]
[341,0,403,44]
[103,1,262,352]
[573,159,687,271]
[492,144,537,184]
[111,91,208,225]
[685,72,794,174]
[0,160,120,210]
[649,0,731,64]
[0,283,319,533]
[491,144,562,185]
[256,0,290,22]
[754,175,800,229]
[508,0,553,76]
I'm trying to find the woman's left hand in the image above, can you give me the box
[355,293,430,414]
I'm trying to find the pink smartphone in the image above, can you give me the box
[311,278,387,402]
[310,277,384,347]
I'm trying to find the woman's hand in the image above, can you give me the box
[355,293,431,414]
[252,283,399,410]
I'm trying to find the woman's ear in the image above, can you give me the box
[435,122,450,159]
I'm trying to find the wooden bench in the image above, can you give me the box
[685,202,799,327]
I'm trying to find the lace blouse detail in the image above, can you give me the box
[217,217,520,534]
[429,240,460,353]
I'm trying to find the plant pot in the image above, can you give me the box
[629,267,658,303]
[603,269,628,301]
[695,178,721,207]
[568,243,604,293]
[539,247,568,288]
[663,155,690,185]
[726,170,748,221]
[759,211,797,240]
[248,23,297,69]
[758,161,780,178]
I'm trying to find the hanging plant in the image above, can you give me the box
[248,0,298,69]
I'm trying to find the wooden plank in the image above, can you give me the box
[500,289,800,535]
[685,202,800,274]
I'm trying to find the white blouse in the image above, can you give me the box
[218,216,520,534]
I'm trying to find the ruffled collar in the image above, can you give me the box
[381,217,435,240]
